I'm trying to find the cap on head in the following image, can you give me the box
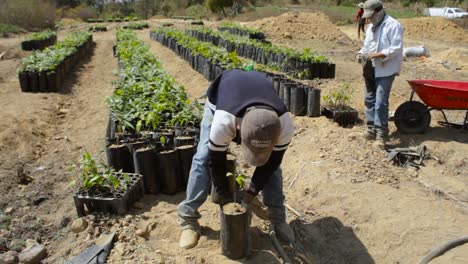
[241,107,281,167]
[362,0,383,18]
[358,2,364,8]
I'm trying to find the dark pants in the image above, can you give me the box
[358,18,366,38]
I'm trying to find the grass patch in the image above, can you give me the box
[386,9,422,19]
[318,5,356,25]
[0,23,19,37]
[0,213,11,229]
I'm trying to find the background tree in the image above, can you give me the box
[206,0,233,17]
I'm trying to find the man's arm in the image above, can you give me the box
[246,113,294,197]
[208,110,237,194]
[380,21,403,62]
[246,150,286,196]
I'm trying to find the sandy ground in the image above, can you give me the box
[0,13,467,264]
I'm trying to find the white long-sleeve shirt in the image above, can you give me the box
[359,15,404,78]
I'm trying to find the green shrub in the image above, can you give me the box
[205,0,233,16]
[0,0,55,31]
[186,4,209,19]
[0,23,19,37]
[323,82,354,108]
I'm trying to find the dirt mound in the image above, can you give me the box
[248,11,351,42]
[433,47,468,69]
[401,17,468,42]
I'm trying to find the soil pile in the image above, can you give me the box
[433,47,468,69]
[400,17,468,42]
[249,11,351,42]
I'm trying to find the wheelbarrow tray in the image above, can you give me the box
[407,80,468,110]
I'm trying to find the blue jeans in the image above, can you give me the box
[364,74,395,137]
[178,104,286,231]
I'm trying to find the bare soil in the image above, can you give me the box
[249,11,351,42]
[222,203,247,215]
[400,17,468,43]
[0,12,467,264]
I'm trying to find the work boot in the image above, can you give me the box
[372,135,386,150]
[179,229,199,249]
[361,130,375,141]
[273,223,295,244]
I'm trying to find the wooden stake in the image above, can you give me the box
[285,203,302,218]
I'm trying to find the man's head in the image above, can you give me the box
[241,106,281,167]
[358,2,364,8]
[362,0,383,18]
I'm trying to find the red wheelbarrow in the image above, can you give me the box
[394,80,468,134]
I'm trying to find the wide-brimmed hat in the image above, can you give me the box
[362,0,383,18]
[241,107,281,167]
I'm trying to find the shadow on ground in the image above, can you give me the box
[291,216,375,264]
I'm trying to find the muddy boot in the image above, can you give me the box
[179,228,200,249]
[273,223,295,244]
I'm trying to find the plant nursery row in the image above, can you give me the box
[187,27,335,79]
[122,22,150,30]
[17,31,93,93]
[218,22,266,40]
[105,29,202,201]
[150,28,321,117]
[88,17,138,23]
[21,29,57,51]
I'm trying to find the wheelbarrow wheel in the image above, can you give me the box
[395,101,431,134]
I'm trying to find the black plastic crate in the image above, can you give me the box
[322,105,359,128]
[74,173,144,217]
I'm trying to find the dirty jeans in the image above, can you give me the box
[363,61,395,137]
[177,104,286,231]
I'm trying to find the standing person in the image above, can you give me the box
[356,0,403,149]
[357,3,366,39]
[178,69,296,249]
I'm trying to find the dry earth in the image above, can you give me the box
[0,13,467,264]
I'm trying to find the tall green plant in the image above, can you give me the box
[322,82,354,108]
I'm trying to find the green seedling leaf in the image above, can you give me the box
[136,120,142,132]
[235,174,247,189]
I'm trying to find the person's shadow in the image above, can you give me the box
[290,217,375,264]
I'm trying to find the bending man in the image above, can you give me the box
[178,69,295,249]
